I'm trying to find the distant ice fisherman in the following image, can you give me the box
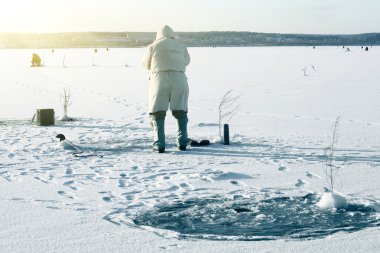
[31,53,42,67]
[142,25,191,153]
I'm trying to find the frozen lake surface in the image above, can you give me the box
[0,46,380,252]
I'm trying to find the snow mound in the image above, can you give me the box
[59,115,75,121]
[316,192,347,209]
[213,172,254,180]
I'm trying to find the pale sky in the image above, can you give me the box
[0,0,379,34]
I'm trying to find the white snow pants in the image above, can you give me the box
[148,71,189,113]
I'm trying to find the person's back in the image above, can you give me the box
[143,26,190,74]
[142,25,190,153]
[31,53,41,67]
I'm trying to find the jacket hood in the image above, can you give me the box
[156,25,176,40]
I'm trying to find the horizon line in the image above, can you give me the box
[1,31,380,36]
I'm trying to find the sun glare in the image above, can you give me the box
[0,1,68,33]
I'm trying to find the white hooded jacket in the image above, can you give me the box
[143,25,190,73]
[143,26,191,113]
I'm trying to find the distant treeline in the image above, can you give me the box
[0,32,379,48]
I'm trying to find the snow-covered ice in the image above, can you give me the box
[0,46,380,252]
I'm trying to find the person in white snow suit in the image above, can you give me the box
[142,25,190,153]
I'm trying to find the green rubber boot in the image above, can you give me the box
[150,111,166,153]
[173,110,188,151]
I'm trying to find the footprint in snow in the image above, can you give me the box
[278,166,288,172]
[66,168,75,175]
[46,206,61,210]
[63,180,81,190]
[123,194,137,201]
[165,185,180,191]
[35,176,50,184]
[10,197,25,202]
[295,179,308,188]
[119,177,129,188]
[159,244,182,250]
[58,190,76,199]
[102,196,113,202]
[306,171,321,179]
[179,183,193,190]
[99,191,116,202]
[2,173,17,182]
[230,180,246,186]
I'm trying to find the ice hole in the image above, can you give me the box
[133,195,379,241]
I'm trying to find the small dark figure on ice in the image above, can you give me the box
[31,53,42,67]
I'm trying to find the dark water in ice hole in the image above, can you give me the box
[133,195,379,241]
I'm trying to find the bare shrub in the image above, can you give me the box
[324,116,342,193]
[218,89,240,138]
[61,87,73,121]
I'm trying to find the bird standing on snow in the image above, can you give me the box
[56,134,82,152]
[55,134,103,158]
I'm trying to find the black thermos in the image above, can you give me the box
[224,124,230,145]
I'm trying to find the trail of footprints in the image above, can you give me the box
[276,163,323,189]
[2,127,329,237]
[22,157,325,216]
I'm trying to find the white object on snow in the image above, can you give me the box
[56,134,82,152]
[316,192,347,209]
[59,115,74,121]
